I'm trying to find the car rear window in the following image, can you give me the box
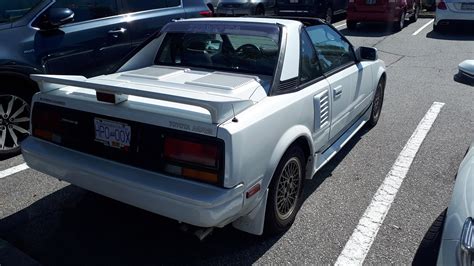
[155,21,281,76]
[0,0,43,24]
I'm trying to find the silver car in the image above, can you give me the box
[216,0,276,16]
[437,142,474,265]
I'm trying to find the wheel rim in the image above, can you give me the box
[275,157,302,221]
[0,95,30,152]
[326,8,332,23]
[400,12,405,28]
[372,84,383,121]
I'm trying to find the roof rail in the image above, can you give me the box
[249,16,327,26]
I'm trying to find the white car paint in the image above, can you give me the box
[434,0,474,26]
[22,17,386,235]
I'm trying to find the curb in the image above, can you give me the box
[0,239,40,266]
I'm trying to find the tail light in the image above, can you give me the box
[32,106,62,143]
[199,10,213,17]
[437,0,447,9]
[163,136,223,184]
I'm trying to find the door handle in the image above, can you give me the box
[333,86,343,98]
[108,28,127,37]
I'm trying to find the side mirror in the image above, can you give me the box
[38,8,74,30]
[356,46,378,61]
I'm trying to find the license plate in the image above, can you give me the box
[461,3,474,9]
[366,0,376,5]
[94,118,131,150]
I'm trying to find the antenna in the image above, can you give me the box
[231,104,238,122]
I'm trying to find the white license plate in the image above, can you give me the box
[94,118,131,150]
[461,3,474,9]
[366,0,377,5]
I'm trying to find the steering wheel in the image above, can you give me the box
[236,44,262,59]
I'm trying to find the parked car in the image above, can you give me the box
[456,60,474,86]
[436,143,474,265]
[22,17,386,236]
[0,0,211,159]
[346,0,421,31]
[215,0,276,16]
[275,0,348,24]
[433,0,474,32]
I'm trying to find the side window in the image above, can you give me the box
[52,0,118,23]
[123,0,180,13]
[300,31,323,84]
[306,25,355,74]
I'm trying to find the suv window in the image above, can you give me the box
[52,0,118,23]
[123,0,181,13]
[306,25,355,74]
[300,31,323,84]
[0,0,43,23]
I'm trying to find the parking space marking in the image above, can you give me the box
[412,19,434,36]
[335,23,347,29]
[0,163,29,179]
[335,102,445,265]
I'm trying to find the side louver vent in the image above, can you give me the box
[278,78,298,91]
[314,90,329,130]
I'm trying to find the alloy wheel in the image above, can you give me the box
[0,95,31,152]
[275,157,302,221]
[372,84,383,122]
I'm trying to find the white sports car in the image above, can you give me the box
[22,17,386,236]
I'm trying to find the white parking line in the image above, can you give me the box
[335,102,445,265]
[335,23,347,29]
[0,163,29,179]
[412,19,434,36]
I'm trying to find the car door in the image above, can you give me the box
[33,0,132,77]
[120,0,185,50]
[305,25,359,140]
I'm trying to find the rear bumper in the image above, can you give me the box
[21,137,245,228]
[215,6,255,16]
[347,8,402,21]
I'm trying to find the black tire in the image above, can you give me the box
[0,78,35,160]
[255,5,265,15]
[264,145,305,235]
[324,6,333,24]
[347,20,358,30]
[412,209,446,265]
[367,78,385,127]
[393,11,406,32]
[410,5,419,23]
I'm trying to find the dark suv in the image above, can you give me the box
[275,0,348,23]
[0,0,210,158]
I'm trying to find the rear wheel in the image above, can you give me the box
[347,20,358,30]
[393,11,406,31]
[264,146,305,235]
[0,80,33,159]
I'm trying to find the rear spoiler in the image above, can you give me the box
[31,74,254,124]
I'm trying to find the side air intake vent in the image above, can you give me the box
[314,90,329,130]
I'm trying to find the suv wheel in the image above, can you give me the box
[0,87,32,159]
[410,5,419,23]
[325,6,333,24]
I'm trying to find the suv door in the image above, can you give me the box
[305,25,359,140]
[120,0,185,49]
[33,0,131,77]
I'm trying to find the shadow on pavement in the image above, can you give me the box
[0,126,370,266]
[339,23,395,37]
[426,27,474,41]
[412,209,447,266]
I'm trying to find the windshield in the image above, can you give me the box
[0,0,43,24]
[155,22,281,76]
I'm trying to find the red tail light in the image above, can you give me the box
[437,0,447,9]
[164,137,219,167]
[199,10,213,17]
[32,107,62,143]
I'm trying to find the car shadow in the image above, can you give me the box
[0,127,369,266]
[412,209,447,266]
[426,27,474,40]
[339,23,395,37]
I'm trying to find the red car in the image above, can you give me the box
[346,0,421,31]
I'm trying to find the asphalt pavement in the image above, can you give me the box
[0,18,473,265]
